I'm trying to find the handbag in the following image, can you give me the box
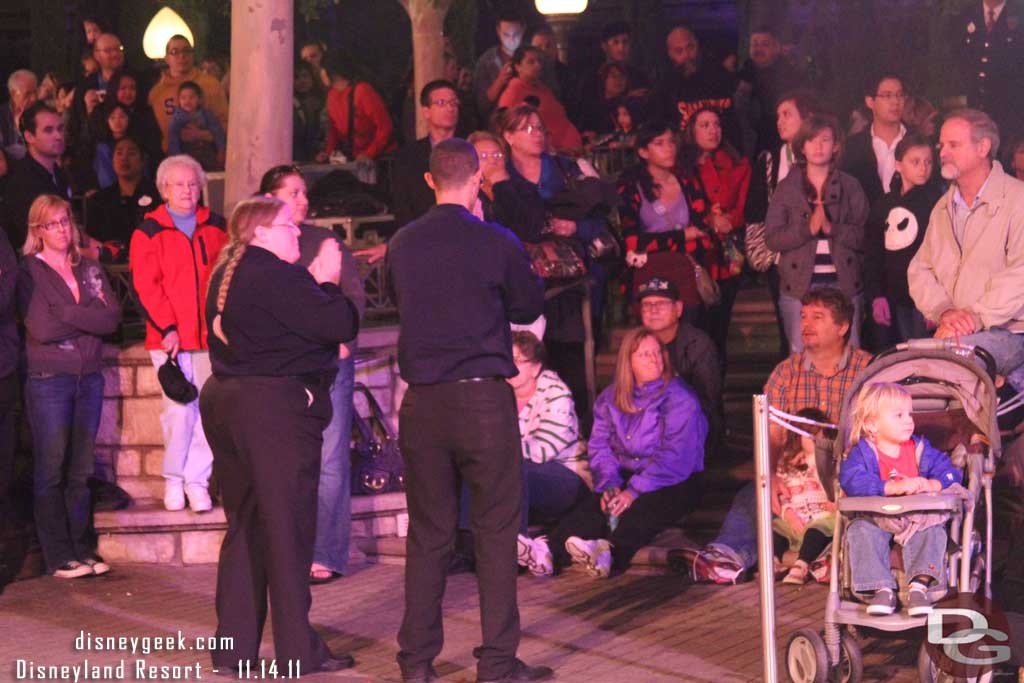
[525,238,587,280]
[744,150,780,272]
[350,383,405,495]
[686,252,721,306]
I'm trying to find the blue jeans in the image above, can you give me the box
[26,372,104,572]
[521,460,585,534]
[846,518,947,592]
[313,357,354,574]
[780,291,863,353]
[954,329,1024,392]
[709,482,759,570]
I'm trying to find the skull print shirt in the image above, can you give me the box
[864,180,945,305]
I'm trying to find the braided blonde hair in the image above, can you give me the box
[211,197,286,345]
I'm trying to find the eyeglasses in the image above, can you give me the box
[267,222,299,231]
[429,98,460,108]
[874,91,907,101]
[640,300,674,311]
[95,45,124,54]
[633,350,662,361]
[169,181,201,192]
[479,151,505,160]
[34,216,72,231]
[167,47,195,57]
[517,124,546,135]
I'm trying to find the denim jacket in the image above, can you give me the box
[588,377,707,497]
[840,435,963,498]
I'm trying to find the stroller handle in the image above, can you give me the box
[872,340,998,381]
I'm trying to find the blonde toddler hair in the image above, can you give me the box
[847,382,912,450]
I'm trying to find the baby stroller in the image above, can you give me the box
[784,340,1000,683]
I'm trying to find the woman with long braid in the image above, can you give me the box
[198,197,360,676]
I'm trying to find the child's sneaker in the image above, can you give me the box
[907,583,933,616]
[517,534,553,577]
[866,588,897,615]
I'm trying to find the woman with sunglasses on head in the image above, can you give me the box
[200,196,359,676]
[258,164,366,585]
[18,194,120,579]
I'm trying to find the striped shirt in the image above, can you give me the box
[518,370,589,478]
[810,237,837,287]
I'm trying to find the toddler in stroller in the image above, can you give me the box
[840,382,963,616]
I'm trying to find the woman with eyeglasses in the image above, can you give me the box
[258,164,366,585]
[130,154,229,512]
[497,46,582,153]
[517,327,706,578]
[500,104,612,432]
[200,196,359,675]
[18,194,120,579]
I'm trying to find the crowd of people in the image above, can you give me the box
[1,3,1023,681]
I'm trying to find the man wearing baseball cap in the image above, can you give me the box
[636,277,721,443]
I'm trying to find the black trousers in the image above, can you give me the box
[0,371,18,505]
[773,527,831,564]
[397,379,522,680]
[549,475,702,572]
[199,375,332,671]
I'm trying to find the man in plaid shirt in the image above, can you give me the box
[670,287,870,583]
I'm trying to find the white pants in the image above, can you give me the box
[149,350,213,489]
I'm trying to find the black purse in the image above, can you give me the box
[350,383,405,495]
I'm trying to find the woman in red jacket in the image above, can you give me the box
[680,107,751,364]
[498,46,582,153]
[319,56,396,162]
[129,154,228,512]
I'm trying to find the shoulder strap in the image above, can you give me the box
[345,82,358,158]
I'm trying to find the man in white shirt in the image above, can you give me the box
[841,74,907,205]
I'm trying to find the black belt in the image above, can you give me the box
[456,376,504,384]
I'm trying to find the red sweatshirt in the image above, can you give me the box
[324,82,397,160]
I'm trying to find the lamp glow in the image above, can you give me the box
[143,7,195,59]
[535,0,588,15]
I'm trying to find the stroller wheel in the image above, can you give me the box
[786,628,828,683]
[917,642,995,683]
[835,635,863,683]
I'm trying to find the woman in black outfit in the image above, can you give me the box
[199,197,359,675]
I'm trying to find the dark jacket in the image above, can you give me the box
[0,230,17,378]
[3,154,71,250]
[765,169,869,299]
[85,178,160,249]
[387,203,544,385]
[667,321,722,437]
[17,255,120,375]
[840,129,885,207]
[863,181,944,306]
[207,245,359,379]
[391,137,436,228]
[129,204,229,351]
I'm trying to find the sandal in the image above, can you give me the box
[782,562,809,585]
[310,565,340,585]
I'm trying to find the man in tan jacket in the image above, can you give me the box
[908,108,1024,389]
[147,35,228,153]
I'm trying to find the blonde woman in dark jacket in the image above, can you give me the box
[765,114,868,352]
[18,194,120,579]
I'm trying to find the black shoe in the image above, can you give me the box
[477,659,554,682]
[402,664,439,682]
[447,552,476,575]
[311,654,356,673]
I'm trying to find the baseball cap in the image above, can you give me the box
[636,277,680,302]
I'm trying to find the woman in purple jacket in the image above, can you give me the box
[522,327,708,578]
[18,194,120,579]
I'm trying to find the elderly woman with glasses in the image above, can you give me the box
[200,196,359,675]
[18,194,120,578]
[518,327,706,578]
[129,154,228,512]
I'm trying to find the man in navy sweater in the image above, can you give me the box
[387,138,548,683]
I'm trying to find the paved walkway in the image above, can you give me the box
[1,560,925,682]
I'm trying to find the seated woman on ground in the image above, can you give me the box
[773,407,836,585]
[509,331,590,576]
[520,327,707,578]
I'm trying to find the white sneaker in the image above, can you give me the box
[185,485,212,513]
[53,561,94,579]
[164,482,185,511]
[565,536,613,578]
[81,555,111,576]
[517,534,554,576]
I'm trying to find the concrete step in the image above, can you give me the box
[95,492,410,566]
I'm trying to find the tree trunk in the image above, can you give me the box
[224,0,294,211]
[401,0,453,138]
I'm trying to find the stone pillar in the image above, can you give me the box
[401,0,453,138]
[224,0,295,211]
